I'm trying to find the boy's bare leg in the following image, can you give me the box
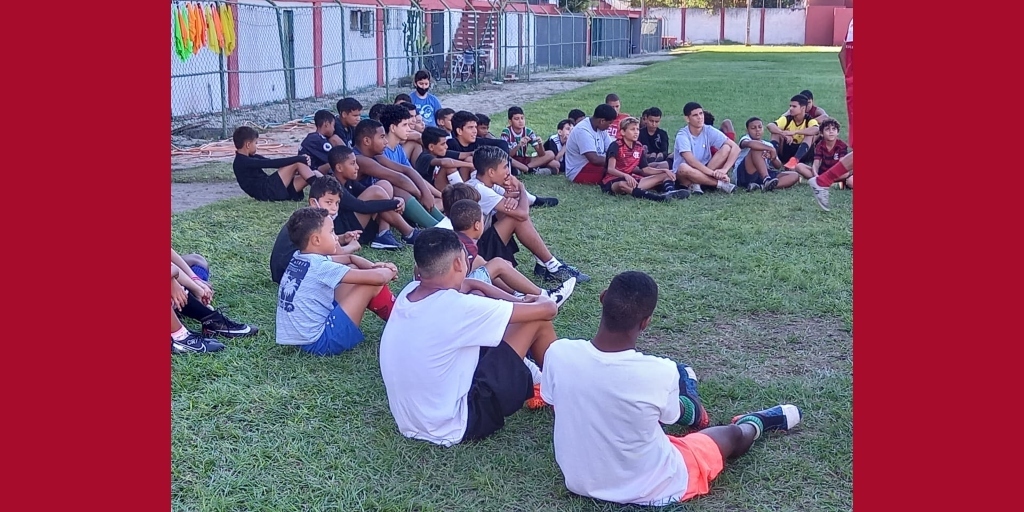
[172,307,184,332]
[510,158,531,175]
[746,154,770,181]
[676,164,720,187]
[845,175,853,189]
[277,162,321,190]
[696,424,758,460]
[793,163,815,179]
[706,143,735,172]
[357,185,415,238]
[528,150,555,168]
[719,119,736,139]
[489,277,517,295]
[610,181,635,195]
[545,158,561,174]
[502,319,558,367]
[334,282,385,328]
[493,216,555,263]
[638,174,671,191]
[484,258,543,295]
[776,171,801,189]
[181,254,209,271]
[649,161,670,170]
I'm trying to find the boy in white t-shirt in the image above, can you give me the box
[465,146,590,284]
[541,271,802,507]
[734,117,800,192]
[379,228,560,446]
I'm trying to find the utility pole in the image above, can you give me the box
[745,0,752,46]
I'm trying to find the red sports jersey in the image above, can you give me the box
[601,140,648,184]
[606,113,631,142]
[814,139,849,174]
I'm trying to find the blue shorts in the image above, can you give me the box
[190,265,210,282]
[467,266,492,285]
[357,175,379,188]
[735,157,777,187]
[299,303,365,356]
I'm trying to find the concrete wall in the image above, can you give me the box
[649,8,813,46]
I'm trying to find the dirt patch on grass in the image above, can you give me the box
[644,313,852,382]
[170,54,675,213]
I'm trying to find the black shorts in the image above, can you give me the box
[779,141,814,165]
[600,175,644,195]
[734,157,778,187]
[477,224,520,267]
[257,173,307,202]
[462,341,534,442]
[334,211,378,246]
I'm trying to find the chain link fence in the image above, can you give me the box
[171,1,665,144]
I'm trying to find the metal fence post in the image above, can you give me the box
[376,0,390,100]
[333,0,347,96]
[264,0,294,120]
[219,50,228,139]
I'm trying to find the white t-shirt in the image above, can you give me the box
[674,125,728,167]
[540,338,689,507]
[379,282,514,447]
[276,252,350,345]
[465,178,504,229]
[564,117,613,181]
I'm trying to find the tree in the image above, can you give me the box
[559,0,592,13]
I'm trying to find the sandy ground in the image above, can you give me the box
[171,54,675,213]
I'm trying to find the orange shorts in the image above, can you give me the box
[668,432,725,501]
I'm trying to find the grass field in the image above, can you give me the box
[171,48,852,512]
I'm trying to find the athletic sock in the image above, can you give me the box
[816,160,849,188]
[367,286,396,321]
[544,258,561,272]
[632,187,666,202]
[446,171,464,184]
[677,396,697,426]
[429,206,445,221]
[662,180,676,192]
[794,142,810,161]
[526,190,537,205]
[171,326,190,342]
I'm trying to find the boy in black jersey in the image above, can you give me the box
[232,126,323,202]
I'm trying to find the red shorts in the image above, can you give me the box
[571,162,605,185]
[667,432,725,501]
[512,155,531,166]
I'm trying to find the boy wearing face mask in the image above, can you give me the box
[411,70,443,128]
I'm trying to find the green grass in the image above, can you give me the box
[172,50,852,511]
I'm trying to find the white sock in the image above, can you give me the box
[446,171,463,184]
[171,326,190,342]
[526,191,537,204]
[544,258,561,272]
[523,358,542,385]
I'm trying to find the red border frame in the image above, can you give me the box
[8,1,1017,509]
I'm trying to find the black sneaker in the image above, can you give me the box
[541,262,591,283]
[762,176,779,192]
[534,262,548,278]
[531,196,559,208]
[664,188,691,200]
[172,332,226,354]
[202,310,259,339]
[402,228,423,246]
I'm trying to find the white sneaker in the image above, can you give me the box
[747,183,761,192]
[523,357,542,384]
[689,184,704,195]
[717,180,737,194]
[807,176,831,211]
[542,277,577,308]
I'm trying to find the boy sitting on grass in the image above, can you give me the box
[543,119,574,175]
[639,107,671,168]
[450,198,576,306]
[299,109,337,173]
[328,146,422,250]
[351,119,443,228]
[467,146,590,283]
[415,127,475,191]
[541,270,803,507]
[567,109,586,126]
[232,126,322,202]
[674,102,739,195]
[435,108,455,138]
[475,113,497,139]
[501,106,559,175]
[603,117,690,202]
[734,117,800,192]
[171,265,223,354]
[331,97,362,147]
[379,228,558,446]
[276,207,399,356]
[795,118,851,189]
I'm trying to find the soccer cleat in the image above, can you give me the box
[525,383,548,410]
[531,196,559,208]
[676,364,710,429]
[663,188,691,200]
[762,176,779,193]
[172,332,225,354]
[689,184,704,195]
[732,404,802,439]
[784,157,799,170]
[541,262,590,283]
[542,277,577,308]
[202,310,259,339]
[402,228,423,246]
[370,231,402,250]
[807,176,831,212]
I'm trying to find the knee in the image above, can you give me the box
[550,160,561,170]
[365,185,389,199]
[181,253,208,269]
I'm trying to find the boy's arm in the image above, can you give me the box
[766,120,787,136]
[355,155,419,194]
[496,179,531,222]
[460,277,522,303]
[170,249,198,280]
[373,155,435,207]
[795,124,820,136]
[509,295,558,323]
[681,150,715,175]
[339,267,395,286]
[339,186,401,214]
[813,106,830,122]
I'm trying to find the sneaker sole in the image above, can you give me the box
[763,179,779,192]
[370,242,401,250]
[664,190,691,200]
[203,326,259,339]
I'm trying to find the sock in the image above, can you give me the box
[794,142,810,161]
[523,358,542,384]
[632,187,666,202]
[544,258,561,272]
[446,171,464,184]
[816,160,849,188]
[171,326,190,342]
[734,415,764,440]
[526,191,537,205]
[662,180,676,192]
[378,228,389,236]
[677,396,697,426]
[401,198,440,228]
[429,206,444,221]
[367,286,395,321]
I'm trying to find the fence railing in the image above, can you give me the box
[171,0,664,141]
